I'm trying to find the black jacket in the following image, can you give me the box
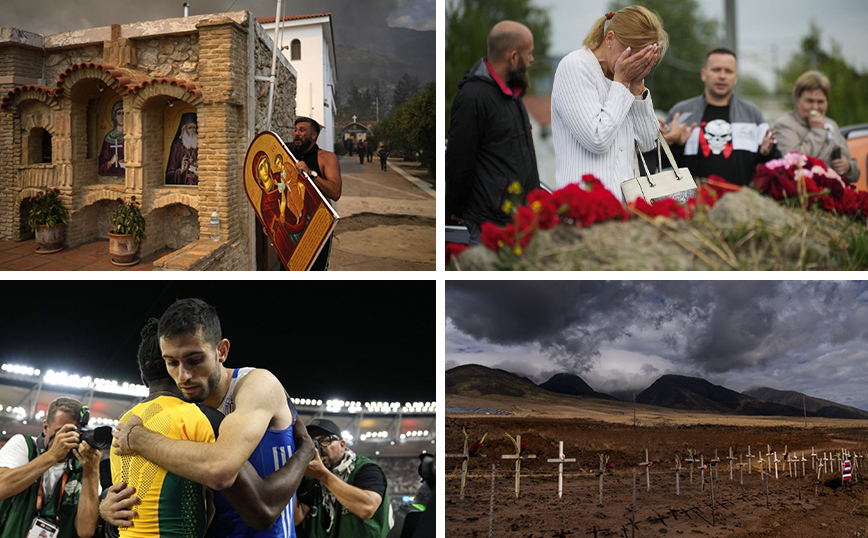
[446,58,540,225]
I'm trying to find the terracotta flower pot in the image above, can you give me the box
[108,232,139,265]
[35,223,65,253]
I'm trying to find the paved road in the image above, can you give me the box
[328,155,435,271]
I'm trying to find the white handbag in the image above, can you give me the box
[621,132,696,204]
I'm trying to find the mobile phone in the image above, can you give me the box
[831,148,841,160]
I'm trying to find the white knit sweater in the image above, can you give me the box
[551,47,660,201]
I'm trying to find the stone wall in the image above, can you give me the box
[133,35,199,81]
[43,45,103,84]
[1,11,297,270]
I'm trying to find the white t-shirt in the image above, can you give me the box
[0,434,67,498]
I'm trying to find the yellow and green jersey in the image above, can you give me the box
[110,395,222,538]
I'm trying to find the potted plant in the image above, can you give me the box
[108,196,146,266]
[27,188,68,253]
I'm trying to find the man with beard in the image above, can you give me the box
[102,317,314,537]
[294,419,391,538]
[446,21,540,245]
[288,116,341,271]
[111,298,308,537]
[165,113,199,185]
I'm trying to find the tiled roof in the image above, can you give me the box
[2,63,203,110]
[56,62,132,94]
[126,78,202,100]
[1,85,57,110]
[257,13,331,24]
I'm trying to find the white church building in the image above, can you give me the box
[258,13,338,152]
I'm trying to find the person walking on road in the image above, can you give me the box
[357,140,365,165]
[377,143,390,171]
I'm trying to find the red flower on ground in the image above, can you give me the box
[480,221,516,251]
[445,242,469,267]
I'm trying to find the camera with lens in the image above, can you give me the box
[42,405,114,462]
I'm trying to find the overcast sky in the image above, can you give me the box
[446,281,868,411]
[538,0,868,90]
[2,0,435,44]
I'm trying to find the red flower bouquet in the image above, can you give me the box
[752,152,868,218]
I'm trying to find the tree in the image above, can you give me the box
[374,82,436,176]
[609,0,720,112]
[778,23,868,126]
[392,73,420,110]
[739,74,769,98]
[446,0,551,132]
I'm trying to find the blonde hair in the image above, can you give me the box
[583,6,669,62]
[793,70,830,101]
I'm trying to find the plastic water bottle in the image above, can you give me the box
[210,209,220,241]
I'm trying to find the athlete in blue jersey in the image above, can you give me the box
[112,299,305,538]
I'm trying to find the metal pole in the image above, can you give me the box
[488,464,496,538]
[265,0,284,132]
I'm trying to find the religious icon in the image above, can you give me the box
[165,112,199,185]
[244,131,338,270]
[98,100,125,176]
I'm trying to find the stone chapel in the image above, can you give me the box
[0,11,297,269]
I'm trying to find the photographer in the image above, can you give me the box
[0,397,101,538]
[295,419,391,538]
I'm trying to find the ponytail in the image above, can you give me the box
[582,15,609,51]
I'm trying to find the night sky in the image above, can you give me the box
[447,281,868,411]
[1,281,434,403]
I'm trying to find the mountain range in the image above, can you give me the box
[446,364,868,419]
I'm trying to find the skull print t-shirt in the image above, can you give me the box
[694,104,739,184]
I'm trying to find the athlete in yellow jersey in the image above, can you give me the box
[105,318,314,538]
[111,394,220,538]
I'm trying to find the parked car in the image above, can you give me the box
[841,123,868,191]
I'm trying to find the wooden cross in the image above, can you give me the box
[773,452,779,480]
[700,454,706,490]
[727,447,736,480]
[737,453,748,485]
[811,447,817,470]
[685,448,697,484]
[546,441,576,499]
[597,453,610,506]
[746,445,754,475]
[501,434,536,498]
[801,452,807,478]
[446,428,486,500]
[673,453,681,496]
[639,449,653,491]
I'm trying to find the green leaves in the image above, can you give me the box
[110,197,147,245]
[504,432,519,455]
[27,189,67,232]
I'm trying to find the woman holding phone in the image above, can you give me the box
[775,70,860,181]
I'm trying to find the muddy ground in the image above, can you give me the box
[446,416,868,538]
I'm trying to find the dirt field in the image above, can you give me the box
[445,398,868,538]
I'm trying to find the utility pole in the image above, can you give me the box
[803,395,808,428]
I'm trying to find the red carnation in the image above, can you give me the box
[445,242,469,267]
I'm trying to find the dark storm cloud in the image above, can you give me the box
[3,0,433,56]
[446,281,868,376]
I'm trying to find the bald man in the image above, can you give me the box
[446,21,540,245]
